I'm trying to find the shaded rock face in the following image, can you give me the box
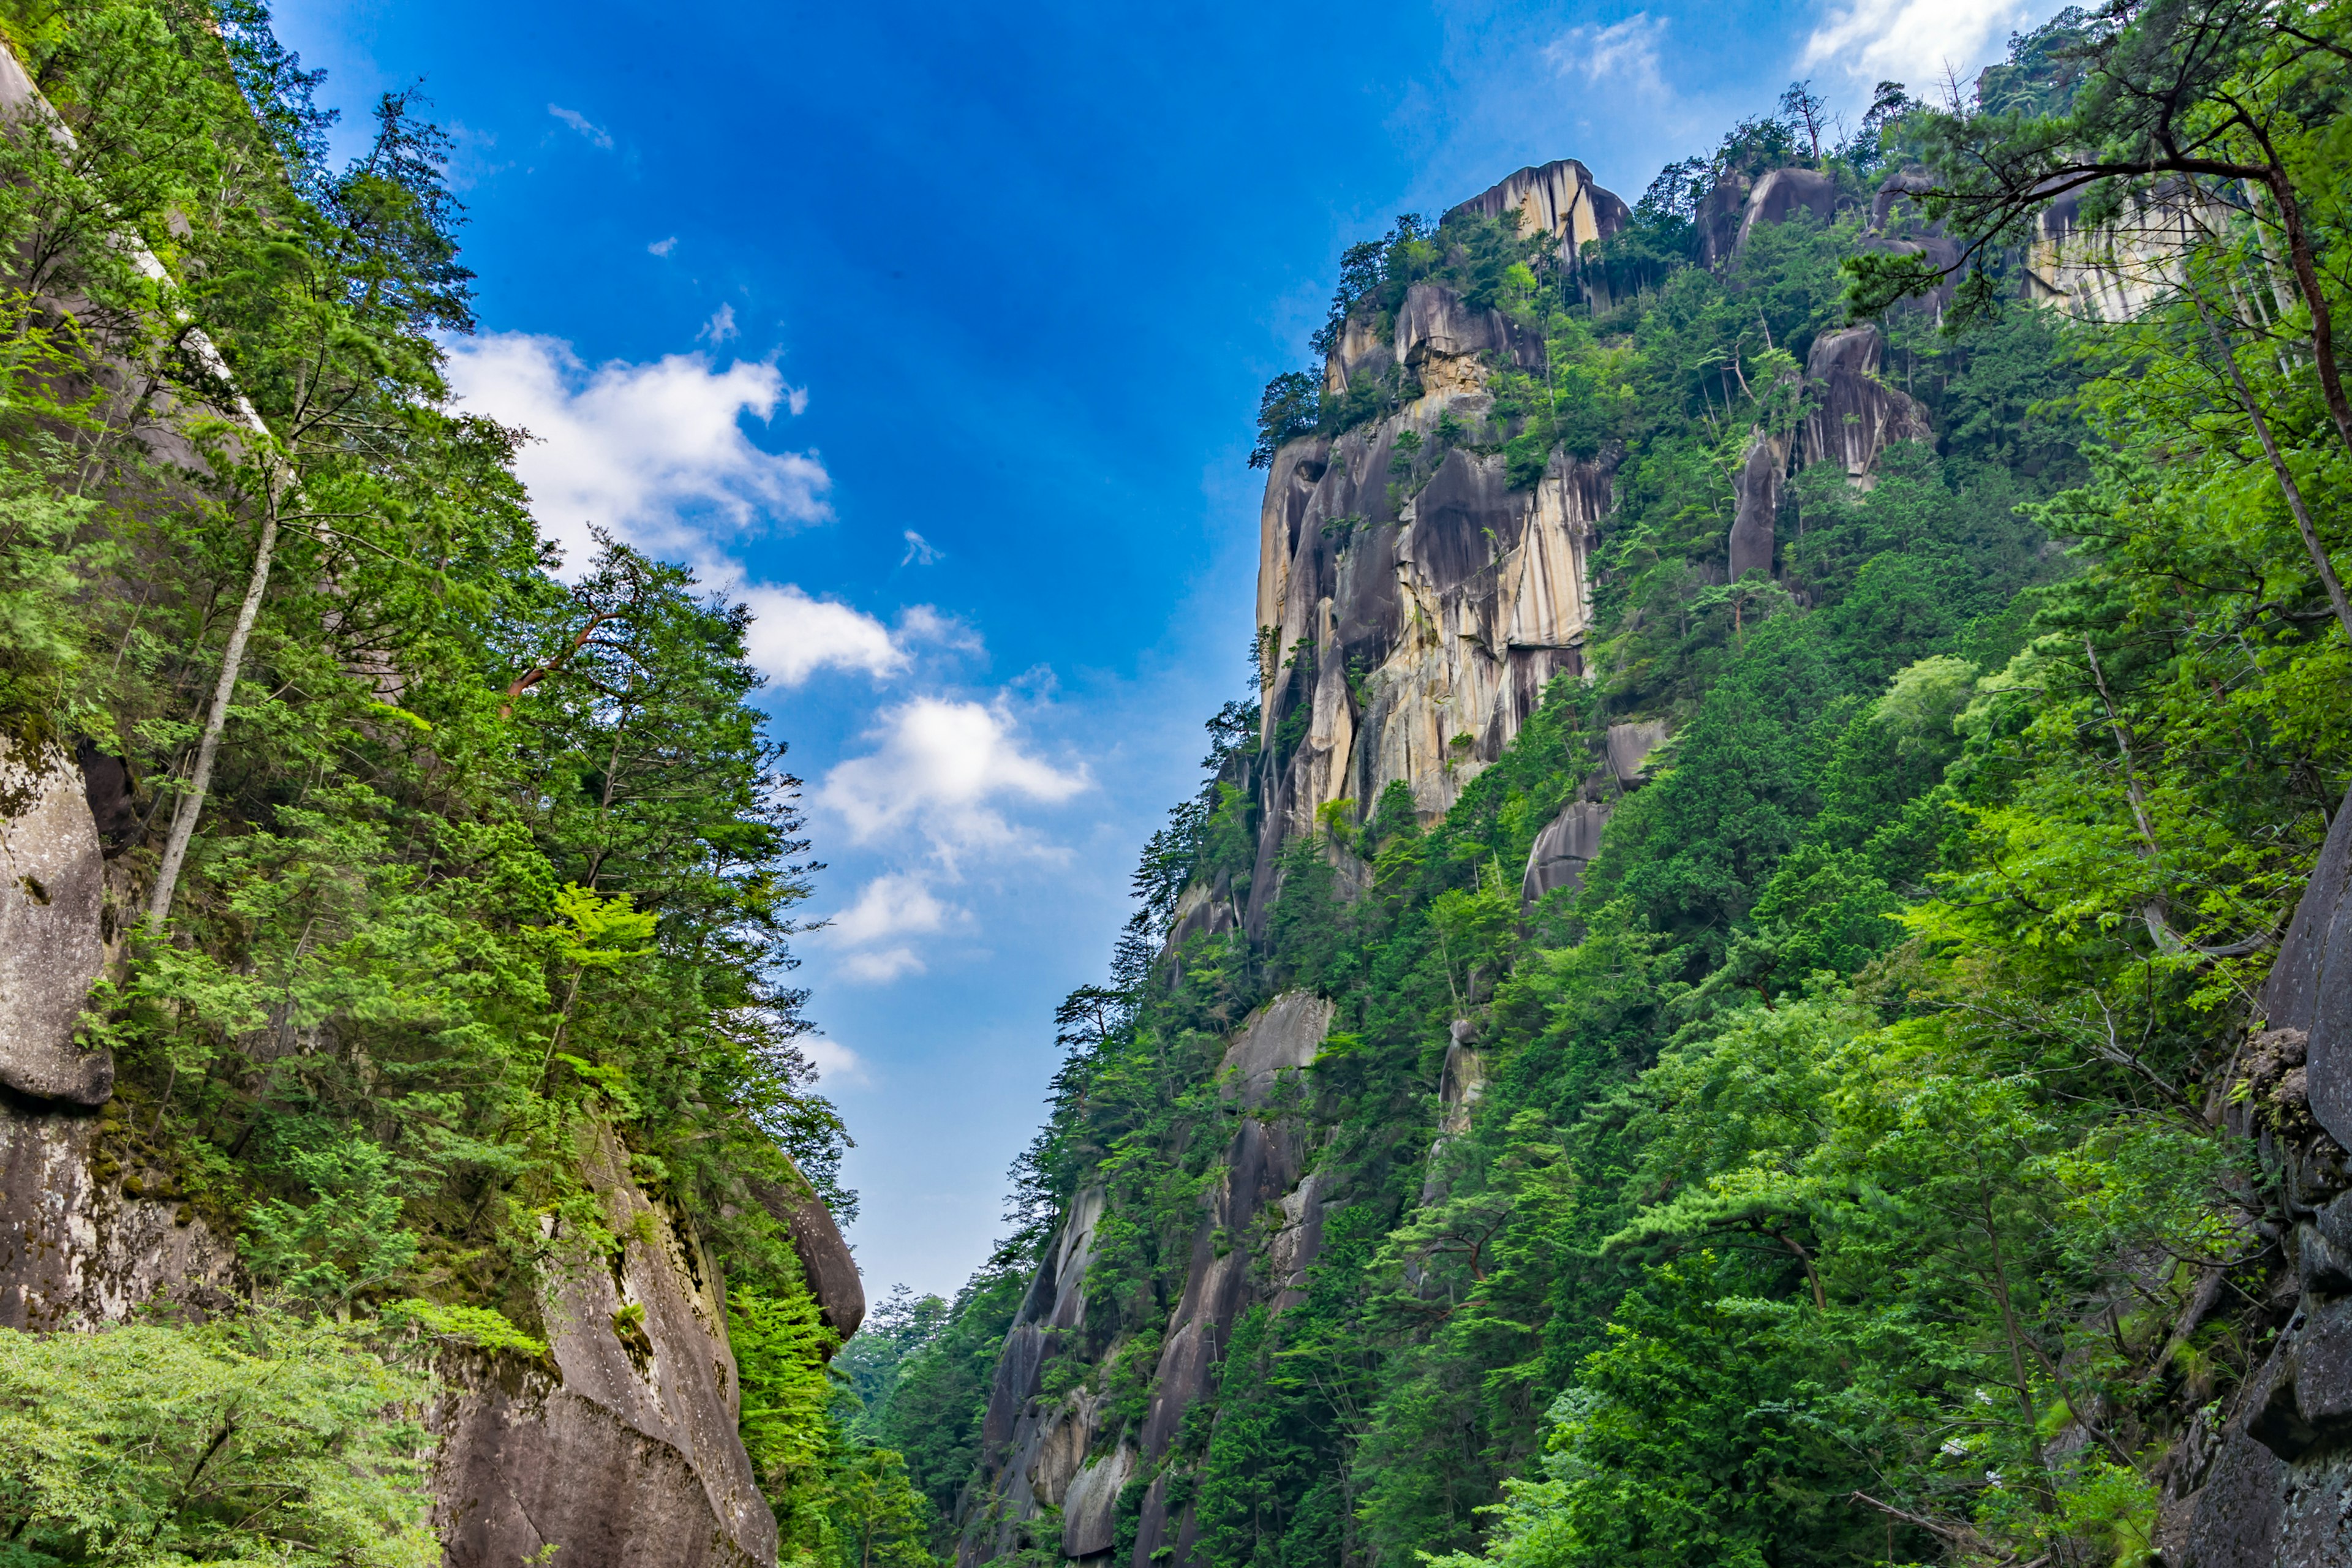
[432,1129,776,1568]
[1521,799,1610,907]
[955,996,1335,1568]
[0,738,113,1106]
[2265,782,2352,1149]
[1800,323,1931,486]
[1696,173,1752,269]
[1728,430,1784,580]
[2158,784,2352,1564]
[1447,159,1630,305]
[0,1099,239,1328]
[1604,720,1670,787]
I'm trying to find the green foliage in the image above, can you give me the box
[0,1311,435,1566]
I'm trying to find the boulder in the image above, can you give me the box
[1736,168,1841,254]
[1221,991,1336,1108]
[1605,720,1671,787]
[1800,323,1931,484]
[1729,429,1784,579]
[0,737,113,1106]
[1695,174,1752,269]
[1521,799,1610,906]
[751,1169,865,1340]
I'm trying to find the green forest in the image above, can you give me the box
[2,1,2350,1567]
[850,6,2352,1568]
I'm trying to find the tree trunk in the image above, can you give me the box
[143,503,279,931]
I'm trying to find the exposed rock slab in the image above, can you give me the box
[1521,799,1610,907]
[1800,323,1930,486]
[752,1168,865,1340]
[1447,159,1629,304]
[1735,168,1840,254]
[432,1128,776,1568]
[0,738,112,1105]
[1604,720,1670,787]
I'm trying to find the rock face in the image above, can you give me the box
[1447,159,1630,304]
[1260,283,1616,910]
[2262,782,2352,1153]
[1728,429,1784,580]
[1800,323,1931,486]
[0,1101,239,1329]
[2156,784,2352,1564]
[956,994,1335,1568]
[432,1128,778,1568]
[1736,168,1840,252]
[0,738,113,1106]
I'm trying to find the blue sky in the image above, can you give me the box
[274,0,2060,1299]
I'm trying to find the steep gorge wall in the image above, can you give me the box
[0,731,856,1567]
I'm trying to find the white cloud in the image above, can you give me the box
[820,698,1090,862]
[802,1035,871,1084]
[443,332,830,568]
[738,584,907,685]
[840,948,926,985]
[832,872,959,945]
[699,303,739,344]
[649,235,678,257]
[548,104,614,149]
[1545,13,1668,96]
[901,529,941,567]
[1802,0,2045,94]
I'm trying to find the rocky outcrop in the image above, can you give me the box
[1448,159,1630,306]
[1736,168,1840,252]
[2259,783,2352,1152]
[432,1128,777,1568]
[1800,323,1931,486]
[2154,785,2352,1562]
[0,738,113,1106]
[0,1098,239,1328]
[2023,183,2223,323]
[956,995,1335,1568]
[1728,429,1784,580]
[1258,303,1614,911]
[752,1169,866,1341]
[1699,167,1847,271]
[1521,800,1609,907]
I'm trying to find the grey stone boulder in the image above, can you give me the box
[1729,430,1784,579]
[431,1127,776,1568]
[1521,800,1610,906]
[2261,781,2352,1148]
[1736,168,1841,254]
[1696,174,1752,269]
[0,737,112,1105]
[1605,720,1671,788]
[0,1099,239,1328]
[750,1167,864,1340]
